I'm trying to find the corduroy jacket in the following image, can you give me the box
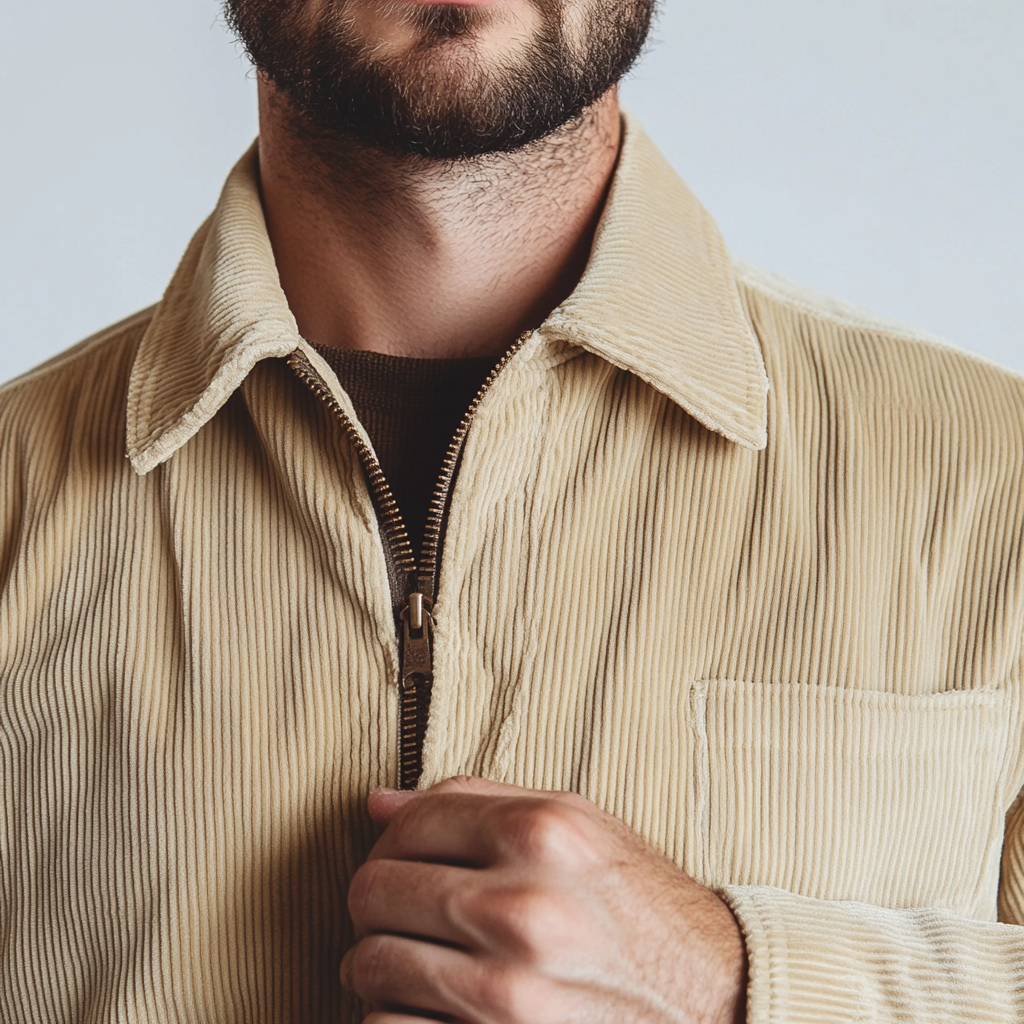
[2,116,1024,1022]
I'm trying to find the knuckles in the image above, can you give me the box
[452,879,582,966]
[431,774,489,794]
[495,797,598,867]
[471,963,542,1023]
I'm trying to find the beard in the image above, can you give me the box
[224,0,656,160]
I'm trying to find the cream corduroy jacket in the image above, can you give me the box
[2,117,1024,1022]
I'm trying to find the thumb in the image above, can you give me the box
[367,787,417,826]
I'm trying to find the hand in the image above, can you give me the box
[341,776,747,1024]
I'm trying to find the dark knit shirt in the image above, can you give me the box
[313,345,497,558]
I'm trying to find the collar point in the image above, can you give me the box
[730,425,769,452]
[689,397,768,452]
[127,443,168,477]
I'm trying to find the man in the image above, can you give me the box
[1,0,1022,1021]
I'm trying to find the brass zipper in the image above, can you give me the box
[289,334,529,789]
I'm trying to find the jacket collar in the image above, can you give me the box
[127,115,768,475]
[544,117,768,451]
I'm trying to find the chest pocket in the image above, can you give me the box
[690,681,1014,920]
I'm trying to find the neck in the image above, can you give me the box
[257,81,622,359]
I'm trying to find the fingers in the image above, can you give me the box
[368,791,500,866]
[368,778,548,828]
[425,777,537,798]
[349,859,476,948]
[343,932,544,1024]
[368,786,595,870]
[368,789,418,827]
[349,857,580,959]
[363,1014,457,1024]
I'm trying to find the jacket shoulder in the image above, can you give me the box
[0,306,154,442]
[733,259,1024,432]
[0,308,154,586]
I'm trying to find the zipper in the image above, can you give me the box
[289,335,529,789]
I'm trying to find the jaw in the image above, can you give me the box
[233,0,648,160]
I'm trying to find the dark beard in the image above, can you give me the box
[224,0,656,160]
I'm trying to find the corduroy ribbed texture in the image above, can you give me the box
[1,116,1023,1022]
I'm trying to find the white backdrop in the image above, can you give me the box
[1,1,1021,385]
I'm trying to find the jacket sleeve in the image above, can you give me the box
[719,788,1024,1022]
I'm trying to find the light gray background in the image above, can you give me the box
[1,0,1021,386]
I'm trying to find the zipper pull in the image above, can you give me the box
[401,581,433,683]
[399,584,434,790]
[401,602,433,685]
[408,591,427,632]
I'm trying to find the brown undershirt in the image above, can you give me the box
[313,344,498,558]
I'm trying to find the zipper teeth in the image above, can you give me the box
[289,351,416,572]
[291,338,531,791]
[418,331,531,581]
[290,335,528,580]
